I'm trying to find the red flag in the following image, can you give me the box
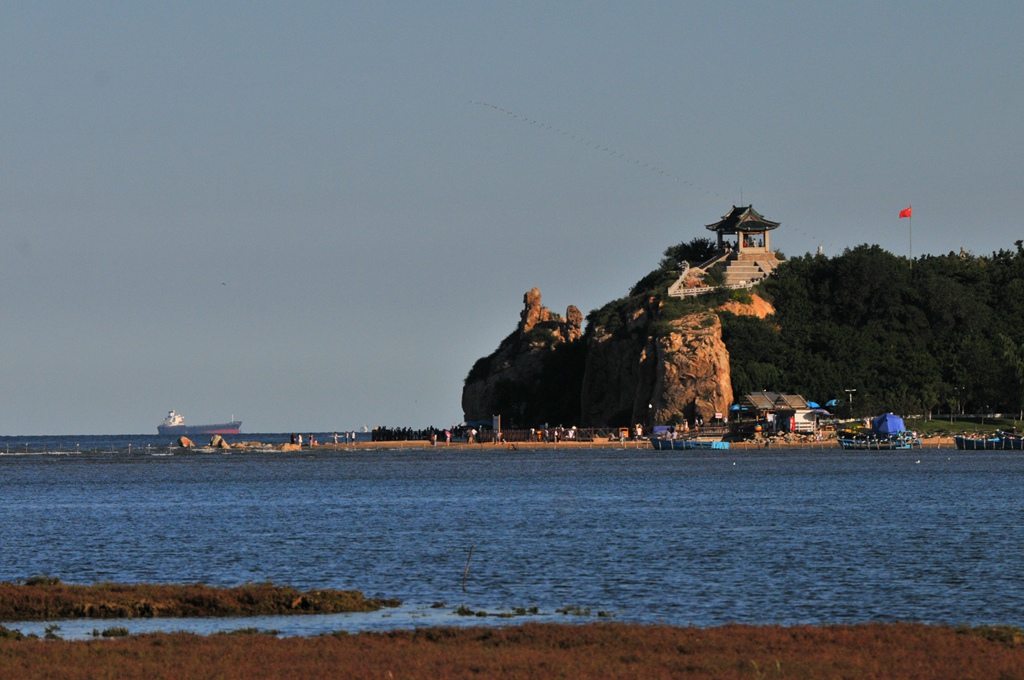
[899,206,912,219]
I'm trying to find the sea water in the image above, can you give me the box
[1,443,1022,637]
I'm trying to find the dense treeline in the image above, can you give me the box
[467,237,1024,426]
[722,242,1024,418]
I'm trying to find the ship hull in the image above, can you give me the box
[838,437,918,450]
[953,434,1024,450]
[158,422,242,436]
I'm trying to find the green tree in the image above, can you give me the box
[660,237,718,269]
[1000,334,1024,420]
[727,241,1024,417]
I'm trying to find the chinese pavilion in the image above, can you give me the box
[668,205,783,297]
[705,205,780,255]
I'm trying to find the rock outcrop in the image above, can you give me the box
[462,278,774,428]
[461,288,584,425]
[581,309,734,427]
[650,313,734,424]
[517,287,583,341]
[716,295,775,319]
[577,298,658,427]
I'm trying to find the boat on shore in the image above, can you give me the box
[954,432,1024,450]
[837,434,921,450]
[651,437,730,451]
[157,410,242,436]
[837,413,921,450]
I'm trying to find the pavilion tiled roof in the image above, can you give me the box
[706,205,780,234]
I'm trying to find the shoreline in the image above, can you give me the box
[299,435,957,452]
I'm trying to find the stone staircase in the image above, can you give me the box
[707,253,778,286]
[668,251,780,298]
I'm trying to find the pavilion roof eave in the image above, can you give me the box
[705,219,781,234]
[705,205,781,234]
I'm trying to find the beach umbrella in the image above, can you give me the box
[807,401,820,408]
[824,399,839,407]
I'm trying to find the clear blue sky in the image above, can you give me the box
[3,2,1022,434]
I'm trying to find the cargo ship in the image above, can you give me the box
[157,410,242,436]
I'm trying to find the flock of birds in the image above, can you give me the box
[471,100,832,252]
[472,100,722,200]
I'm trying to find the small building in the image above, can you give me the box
[741,391,816,433]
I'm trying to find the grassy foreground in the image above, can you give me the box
[0,579,399,620]
[0,623,1023,679]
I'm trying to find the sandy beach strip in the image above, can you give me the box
[306,436,955,452]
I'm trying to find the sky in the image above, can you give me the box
[2,2,1022,434]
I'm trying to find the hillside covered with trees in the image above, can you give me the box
[724,242,1024,419]
[463,237,1024,427]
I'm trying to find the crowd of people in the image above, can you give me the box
[371,426,455,442]
[289,432,359,446]
[371,425,581,444]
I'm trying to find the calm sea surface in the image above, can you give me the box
[1,439,1023,637]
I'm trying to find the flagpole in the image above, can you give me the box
[899,205,912,267]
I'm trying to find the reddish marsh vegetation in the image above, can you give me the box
[1,622,1023,679]
[0,580,399,620]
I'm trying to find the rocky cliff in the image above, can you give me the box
[461,288,584,425]
[579,305,737,427]
[462,278,775,428]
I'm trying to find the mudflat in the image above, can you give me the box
[0,580,398,621]
[1,622,1022,679]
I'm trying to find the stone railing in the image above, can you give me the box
[669,278,759,298]
[667,250,777,298]
[694,252,729,271]
[666,261,691,298]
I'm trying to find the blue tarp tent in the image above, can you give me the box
[871,413,905,435]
